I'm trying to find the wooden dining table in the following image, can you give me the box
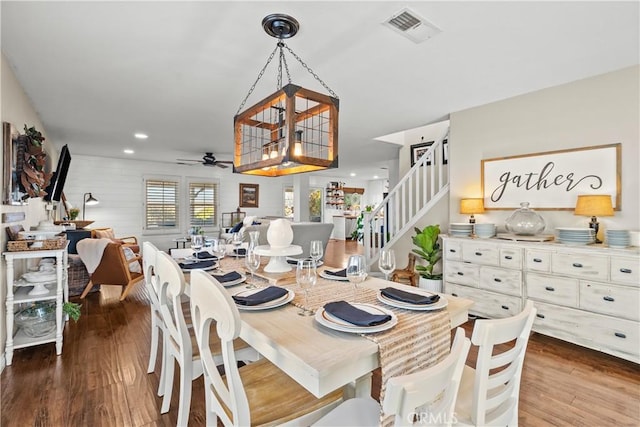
[182,256,474,400]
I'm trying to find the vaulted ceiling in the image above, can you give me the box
[2,1,638,179]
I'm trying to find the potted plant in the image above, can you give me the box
[411,224,443,292]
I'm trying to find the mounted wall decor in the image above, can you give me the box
[3,122,27,205]
[239,183,259,208]
[481,143,621,210]
[410,139,434,167]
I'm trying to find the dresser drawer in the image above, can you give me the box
[610,257,640,286]
[552,252,609,281]
[444,240,463,261]
[446,284,521,319]
[525,249,551,272]
[444,261,479,287]
[579,281,640,321]
[500,247,523,269]
[462,241,499,266]
[479,266,522,296]
[532,301,639,362]
[526,272,578,307]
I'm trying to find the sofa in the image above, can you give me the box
[243,221,334,259]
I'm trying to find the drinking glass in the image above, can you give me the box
[346,254,367,301]
[296,258,317,316]
[191,235,203,256]
[378,248,396,281]
[309,240,323,267]
[244,248,261,289]
[231,232,243,259]
[211,238,226,262]
[248,230,260,251]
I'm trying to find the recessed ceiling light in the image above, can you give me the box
[373,175,379,179]
[350,172,356,177]
[134,133,148,139]
[124,149,134,154]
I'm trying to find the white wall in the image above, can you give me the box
[449,65,640,234]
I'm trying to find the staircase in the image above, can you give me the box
[362,134,450,268]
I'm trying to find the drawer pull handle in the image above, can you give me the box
[449,249,457,253]
[504,255,513,260]
[603,296,615,302]
[545,286,555,292]
[451,293,458,297]
[572,263,583,268]
[536,314,545,319]
[475,252,482,256]
[501,305,509,310]
[494,278,502,283]
[533,258,542,263]
[620,268,632,274]
[457,272,464,276]
[614,332,626,339]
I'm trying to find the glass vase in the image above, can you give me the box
[505,202,545,235]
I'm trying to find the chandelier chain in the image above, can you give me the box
[283,43,339,99]
[235,45,279,116]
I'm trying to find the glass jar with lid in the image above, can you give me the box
[505,202,545,235]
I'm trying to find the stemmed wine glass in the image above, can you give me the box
[231,232,243,259]
[378,248,396,281]
[309,240,323,267]
[296,258,317,316]
[191,235,203,257]
[211,239,226,271]
[346,254,367,301]
[244,248,260,289]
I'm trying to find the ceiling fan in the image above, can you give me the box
[176,152,234,169]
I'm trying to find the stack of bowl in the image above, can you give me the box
[474,223,496,239]
[556,227,595,245]
[605,230,630,248]
[449,223,473,237]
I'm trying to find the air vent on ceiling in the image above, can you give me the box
[383,7,442,44]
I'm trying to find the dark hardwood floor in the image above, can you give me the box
[1,239,638,426]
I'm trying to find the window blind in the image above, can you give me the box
[189,182,218,228]
[145,179,178,229]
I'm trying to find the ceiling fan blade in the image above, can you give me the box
[216,163,230,169]
[176,158,200,162]
[217,160,234,164]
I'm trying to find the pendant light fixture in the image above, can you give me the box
[233,14,339,177]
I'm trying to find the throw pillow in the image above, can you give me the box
[123,246,142,274]
[230,221,243,233]
[94,228,115,240]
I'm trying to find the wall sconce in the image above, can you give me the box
[460,198,485,224]
[82,192,99,220]
[574,194,614,243]
[233,14,339,177]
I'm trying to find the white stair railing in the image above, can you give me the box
[363,134,450,268]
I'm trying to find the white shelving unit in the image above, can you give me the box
[3,248,68,366]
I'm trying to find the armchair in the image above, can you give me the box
[79,241,144,300]
[91,227,140,253]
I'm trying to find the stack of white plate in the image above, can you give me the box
[605,230,630,248]
[450,223,473,237]
[474,223,496,239]
[556,227,595,245]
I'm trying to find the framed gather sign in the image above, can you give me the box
[481,143,621,210]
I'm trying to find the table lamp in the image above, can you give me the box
[460,198,485,224]
[82,192,99,220]
[574,194,614,243]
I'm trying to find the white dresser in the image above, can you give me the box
[442,235,639,363]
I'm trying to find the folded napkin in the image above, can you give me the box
[179,260,215,270]
[232,286,288,306]
[234,248,247,256]
[212,271,242,283]
[381,287,440,305]
[287,258,301,265]
[194,252,217,260]
[324,301,391,327]
[325,268,346,277]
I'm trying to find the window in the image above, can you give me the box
[145,179,179,230]
[189,181,218,229]
[284,187,294,218]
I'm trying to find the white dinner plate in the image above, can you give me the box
[180,262,218,272]
[377,290,448,311]
[233,288,294,311]
[319,270,365,282]
[210,272,246,287]
[315,303,397,333]
[287,257,323,267]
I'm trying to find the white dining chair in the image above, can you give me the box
[189,269,344,426]
[453,300,537,426]
[142,241,165,397]
[311,327,471,427]
[155,252,258,427]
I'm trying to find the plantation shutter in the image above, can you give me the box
[189,182,218,228]
[145,179,178,229]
